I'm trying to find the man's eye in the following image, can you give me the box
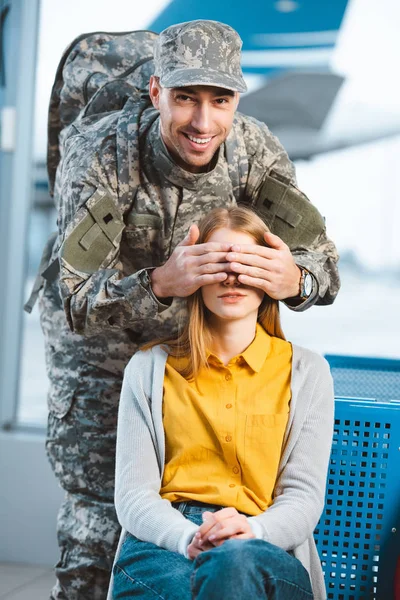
[176,94,194,102]
[215,98,229,105]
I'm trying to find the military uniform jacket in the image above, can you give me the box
[41,100,339,415]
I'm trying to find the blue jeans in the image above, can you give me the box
[113,501,313,599]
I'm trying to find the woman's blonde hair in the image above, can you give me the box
[144,205,285,378]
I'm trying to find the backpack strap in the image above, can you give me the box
[224,123,249,203]
[115,92,157,213]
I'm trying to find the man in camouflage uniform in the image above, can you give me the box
[40,20,340,600]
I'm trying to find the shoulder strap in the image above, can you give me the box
[115,94,158,213]
[224,121,249,203]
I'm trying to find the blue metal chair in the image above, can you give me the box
[325,354,400,402]
[314,354,400,599]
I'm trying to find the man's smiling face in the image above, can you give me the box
[149,76,239,174]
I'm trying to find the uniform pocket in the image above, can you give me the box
[74,372,121,499]
[120,225,162,272]
[47,374,78,419]
[46,365,121,498]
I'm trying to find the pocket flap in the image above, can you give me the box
[126,213,162,228]
[48,379,77,419]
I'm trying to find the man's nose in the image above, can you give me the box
[191,103,210,132]
[223,272,240,286]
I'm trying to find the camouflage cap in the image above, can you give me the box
[154,20,247,93]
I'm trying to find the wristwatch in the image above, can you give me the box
[299,267,314,299]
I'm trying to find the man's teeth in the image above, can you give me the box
[187,135,212,144]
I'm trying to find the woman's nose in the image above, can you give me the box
[223,272,240,286]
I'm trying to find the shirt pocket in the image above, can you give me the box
[120,213,162,272]
[243,413,288,470]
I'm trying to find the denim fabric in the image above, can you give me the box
[113,501,313,599]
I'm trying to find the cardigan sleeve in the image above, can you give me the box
[114,355,198,557]
[247,356,334,550]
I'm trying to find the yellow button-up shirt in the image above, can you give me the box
[160,324,292,516]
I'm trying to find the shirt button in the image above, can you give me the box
[225,435,232,442]
[229,484,235,488]
[233,467,239,474]
[225,373,232,381]
[226,403,232,409]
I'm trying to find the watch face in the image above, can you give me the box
[304,273,313,297]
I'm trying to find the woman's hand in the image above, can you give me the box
[187,529,215,560]
[196,507,255,548]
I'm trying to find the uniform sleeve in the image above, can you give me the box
[288,230,341,311]
[247,358,334,550]
[56,133,170,336]
[242,116,340,310]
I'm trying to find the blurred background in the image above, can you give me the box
[1,0,399,595]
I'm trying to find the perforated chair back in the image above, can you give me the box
[325,355,400,402]
[314,397,400,599]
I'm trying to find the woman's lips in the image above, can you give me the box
[218,294,246,303]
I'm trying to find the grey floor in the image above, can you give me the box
[0,563,55,600]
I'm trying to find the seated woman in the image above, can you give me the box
[111,206,334,600]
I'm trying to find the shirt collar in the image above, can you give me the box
[207,324,271,373]
[240,323,271,373]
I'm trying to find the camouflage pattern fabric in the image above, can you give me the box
[45,366,120,600]
[47,30,157,197]
[154,20,247,92]
[40,95,340,600]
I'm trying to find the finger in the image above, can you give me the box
[264,231,288,251]
[227,245,276,260]
[196,252,231,265]
[193,535,214,550]
[202,511,214,521]
[200,512,241,541]
[198,517,218,538]
[197,262,231,275]
[236,274,286,300]
[237,274,270,291]
[229,262,273,281]
[197,511,217,534]
[188,241,232,255]
[198,522,221,543]
[194,273,228,287]
[213,507,239,520]
[208,523,246,542]
[197,507,238,538]
[227,253,278,271]
[226,251,273,267]
[179,224,200,247]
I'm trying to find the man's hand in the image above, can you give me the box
[226,231,301,300]
[150,224,230,299]
[195,508,255,550]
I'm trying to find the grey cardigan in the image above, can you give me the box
[109,344,334,600]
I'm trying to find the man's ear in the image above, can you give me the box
[149,75,161,109]
[234,92,240,111]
